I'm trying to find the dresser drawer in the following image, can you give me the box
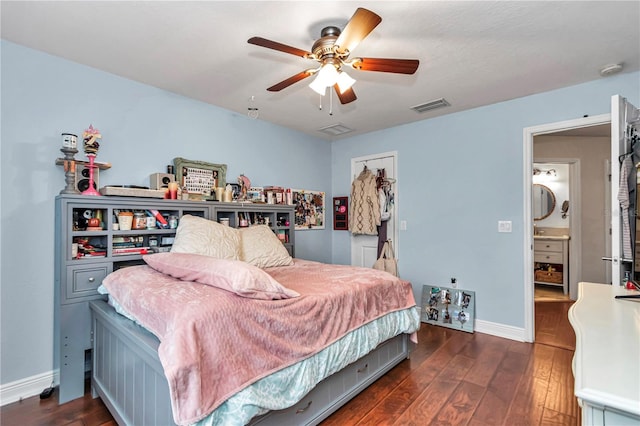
[534,252,563,264]
[65,264,111,303]
[534,240,563,252]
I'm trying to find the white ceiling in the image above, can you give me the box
[2,1,639,141]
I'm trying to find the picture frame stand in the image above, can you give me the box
[420,284,475,333]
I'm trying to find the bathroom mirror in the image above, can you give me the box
[533,184,556,220]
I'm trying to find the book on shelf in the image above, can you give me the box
[112,247,150,256]
[147,209,168,226]
[78,251,107,258]
[113,236,144,245]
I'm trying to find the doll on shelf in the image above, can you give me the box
[83,124,102,155]
[238,174,251,200]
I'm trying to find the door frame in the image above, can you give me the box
[523,114,610,342]
[350,151,399,266]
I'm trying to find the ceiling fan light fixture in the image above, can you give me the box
[318,63,339,85]
[336,71,356,94]
[309,63,349,95]
[309,76,328,95]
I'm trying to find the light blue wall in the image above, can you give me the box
[331,71,640,328]
[0,41,332,385]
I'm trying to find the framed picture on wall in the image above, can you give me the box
[173,157,227,197]
[292,189,325,230]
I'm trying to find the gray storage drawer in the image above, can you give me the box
[65,264,111,303]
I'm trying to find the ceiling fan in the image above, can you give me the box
[248,7,419,105]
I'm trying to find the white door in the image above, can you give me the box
[350,152,398,269]
[611,95,640,286]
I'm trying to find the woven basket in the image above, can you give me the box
[535,270,562,284]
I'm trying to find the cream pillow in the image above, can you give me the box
[240,225,294,268]
[143,253,299,300]
[170,214,240,260]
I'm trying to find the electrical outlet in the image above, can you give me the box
[450,277,457,288]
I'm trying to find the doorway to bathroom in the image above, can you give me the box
[533,124,614,301]
[523,113,613,342]
[531,161,576,302]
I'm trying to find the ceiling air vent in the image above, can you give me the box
[410,98,450,113]
[318,123,354,137]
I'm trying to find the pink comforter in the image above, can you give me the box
[101,259,417,425]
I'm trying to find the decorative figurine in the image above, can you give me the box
[81,124,102,196]
[238,174,251,200]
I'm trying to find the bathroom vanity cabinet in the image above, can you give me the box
[534,236,569,295]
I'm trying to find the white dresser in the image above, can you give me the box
[568,282,640,425]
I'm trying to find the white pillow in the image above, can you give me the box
[143,252,299,300]
[240,225,294,268]
[170,214,241,260]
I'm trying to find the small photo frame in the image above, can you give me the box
[247,187,264,202]
[173,157,227,197]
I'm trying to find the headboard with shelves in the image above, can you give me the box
[54,195,295,404]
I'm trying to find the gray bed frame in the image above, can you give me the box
[90,300,412,425]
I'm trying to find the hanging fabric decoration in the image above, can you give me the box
[349,166,381,235]
[618,156,633,259]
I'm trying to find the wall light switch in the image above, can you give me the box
[498,220,512,233]
[400,220,407,231]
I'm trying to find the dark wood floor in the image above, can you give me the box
[534,284,572,302]
[1,301,578,426]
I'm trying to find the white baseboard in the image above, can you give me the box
[474,319,527,342]
[0,370,58,406]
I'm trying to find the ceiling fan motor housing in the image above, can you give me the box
[312,27,343,62]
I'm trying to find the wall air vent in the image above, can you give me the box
[318,123,354,137]
[410,98,450,113]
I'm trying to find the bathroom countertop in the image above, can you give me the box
[534,234,570,240]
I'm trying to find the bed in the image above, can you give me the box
[89,216,420,425]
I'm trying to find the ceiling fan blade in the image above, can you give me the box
[334,8,382,55]
[350,58,419,74]
[248,37,312,58]
[267,71,313,92]
[334,85,357,104]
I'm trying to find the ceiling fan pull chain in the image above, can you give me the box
[329,89,333,116]
[319,93,323,111]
